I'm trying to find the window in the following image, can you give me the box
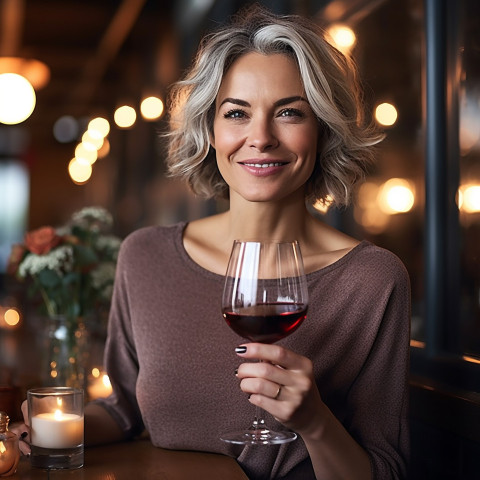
[318,0,480,390]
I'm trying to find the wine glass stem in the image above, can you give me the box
[251,408,267,431]
[249,360,269,433]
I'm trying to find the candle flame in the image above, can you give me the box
[56,397,63,408]
[102,374,111,388]
[54,409,63,420]
[0,441,5,454]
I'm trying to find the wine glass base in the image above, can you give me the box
[220,428,297,445]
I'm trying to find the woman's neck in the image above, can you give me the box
[226,192,312,243]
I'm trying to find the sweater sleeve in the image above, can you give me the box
[92,235,145,439]
[347,250,411,479]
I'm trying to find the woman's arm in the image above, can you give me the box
[84,403,125,446]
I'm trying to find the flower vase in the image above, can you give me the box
[43,315,89,390]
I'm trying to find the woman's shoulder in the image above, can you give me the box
[120,222,187,258]
[336,240,410,286]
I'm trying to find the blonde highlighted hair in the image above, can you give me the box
[166,5,383,207]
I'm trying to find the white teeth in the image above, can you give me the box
[244,162,283,168]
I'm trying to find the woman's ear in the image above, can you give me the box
[209,132,216,150]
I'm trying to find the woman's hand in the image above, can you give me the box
[235,343,326,438]
[9,400,31,456]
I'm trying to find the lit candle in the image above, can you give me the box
[87,369,113,400]
[31,409,84,449]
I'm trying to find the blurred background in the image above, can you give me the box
[0,0,479,477]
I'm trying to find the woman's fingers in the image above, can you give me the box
[235,343,320,427]
[236,343,312,371]
[9,422,31,456]
[8,400,32,455]
[21,400,29,426]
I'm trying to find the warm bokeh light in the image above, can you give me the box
[88,116,110,137]
[4,308,20,327]
[68,157,92,184]
[355,207,390,234]
[0,73,36,124]
[114,105,136,128]
[75,143,97,165]
[463,355,480,365]
[312,195,334,213]
[378,178,415,214]
[460,185,480,213]
[140,96,164,120]
[375,102,398,127]
[0,57,50,90]
[357,182,379,209]
[102,374,112,389]
[327,24,356,53]
[97,138,110,159]
[82,130,104,150]
[88,368,113,399]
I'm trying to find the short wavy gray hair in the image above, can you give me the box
[166,5,383,207]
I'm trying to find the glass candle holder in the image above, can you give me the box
[0,412,20,477]
[27,387,84,470]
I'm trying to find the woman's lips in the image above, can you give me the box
[239,161,288,176]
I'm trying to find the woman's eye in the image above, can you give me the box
[224,109,246,119]
[278,108,303,118]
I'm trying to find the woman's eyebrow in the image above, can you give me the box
[218,96,308,108]
[274,96,308,107]
[219,97,250,107]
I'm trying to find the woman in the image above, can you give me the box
[16,6,410,479]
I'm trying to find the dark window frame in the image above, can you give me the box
[412,0,480,394]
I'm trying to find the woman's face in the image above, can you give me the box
[212,52,320,204]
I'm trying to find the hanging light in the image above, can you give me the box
[0,0,50,124]
[0,57,50,90]
[0,73,36,124]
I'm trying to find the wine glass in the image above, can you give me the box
[221,240,309,445]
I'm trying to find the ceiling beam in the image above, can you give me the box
[67,0,147,113]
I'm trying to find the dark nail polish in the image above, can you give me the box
[20,432,28,439]
[235,346,247,354]
[234,368,238,376]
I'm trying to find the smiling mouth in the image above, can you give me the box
[241,162,287,168]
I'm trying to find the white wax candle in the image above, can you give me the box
[31,411,84,449]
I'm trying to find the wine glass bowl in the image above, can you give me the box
[223,302,306,344]
[220,240,309,445]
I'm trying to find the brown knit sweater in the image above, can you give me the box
[96,222,410,479]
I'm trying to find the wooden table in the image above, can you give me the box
[11,439,249,479]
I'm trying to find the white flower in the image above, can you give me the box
[90,262,116,289]
[95,235,121,254]
[72,207,113,228]
[18,245,74,278]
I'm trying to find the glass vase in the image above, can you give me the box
[43,315,89,390]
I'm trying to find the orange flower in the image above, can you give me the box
[7,244,26,275]
[24,226,62,255]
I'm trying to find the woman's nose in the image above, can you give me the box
[247,117,279,151]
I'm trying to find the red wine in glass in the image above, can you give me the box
[223,302,307,344]
[220,240,309,445]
